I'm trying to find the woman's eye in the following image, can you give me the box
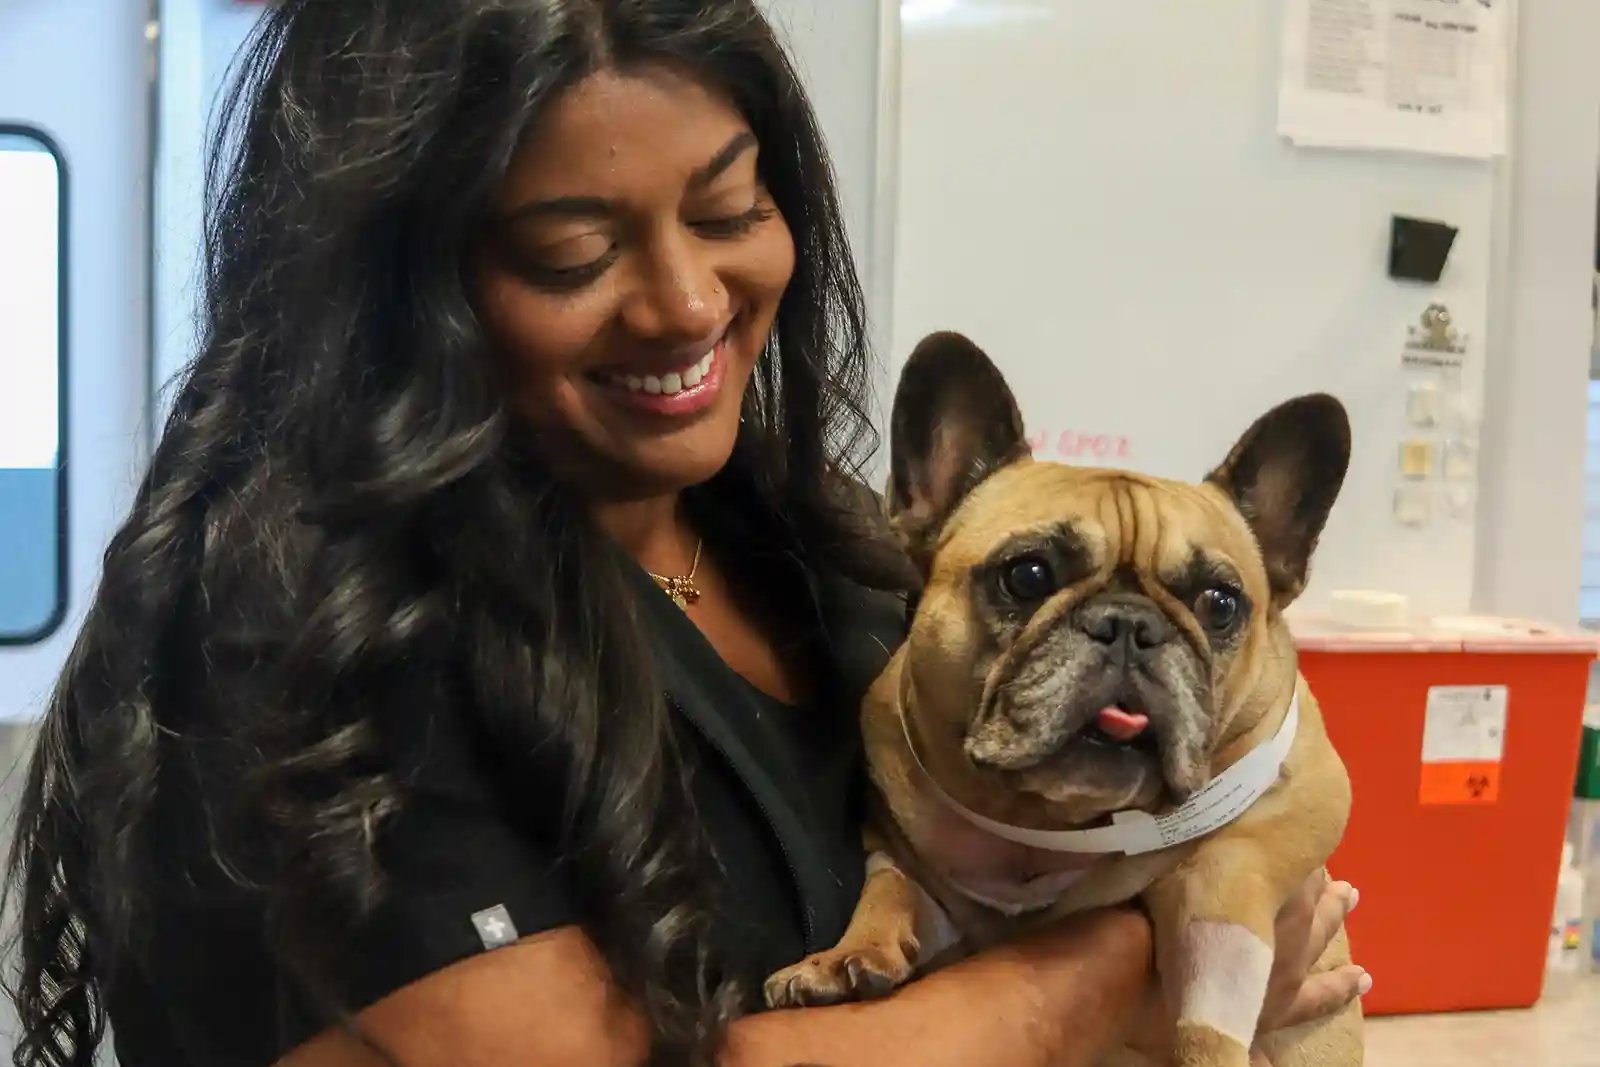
[497,229,618,292]
[1195,586,1243,633]
[521,250,617,291]
[1000,555,1057,602]
[691,203,776,238]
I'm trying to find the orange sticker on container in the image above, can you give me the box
[1419,761,1501,805]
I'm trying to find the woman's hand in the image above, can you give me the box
[1259,871,1368,1033]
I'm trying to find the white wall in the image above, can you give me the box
[1473,0,1600,627]
[890,0,1500,617]
[887,0,1600,624]
[152,0,263,412]
[760,0,899,472]
[759,0,890,320]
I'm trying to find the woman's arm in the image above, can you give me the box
[281,877,1364,1067]
[281,907,1153,1067]
[730,907,1151,1067]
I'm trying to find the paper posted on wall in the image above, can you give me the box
[1277,0,1510,158]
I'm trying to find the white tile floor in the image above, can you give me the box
[1365,977,1600,1066]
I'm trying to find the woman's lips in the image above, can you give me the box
[589,333,729,418]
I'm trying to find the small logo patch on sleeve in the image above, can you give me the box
[471,905,519,950]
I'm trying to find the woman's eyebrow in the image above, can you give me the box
[504,195,613,222]
[503,131,759,222]
[687,131,758,191]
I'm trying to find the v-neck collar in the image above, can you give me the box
[624,553,907,956]
[627,561,830,951]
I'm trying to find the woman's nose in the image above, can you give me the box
[623,232,729,342]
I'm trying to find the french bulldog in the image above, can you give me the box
[767,333,1362,1066]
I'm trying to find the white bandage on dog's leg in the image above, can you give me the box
[1177,920,1274,1049]
[864,850,961,963]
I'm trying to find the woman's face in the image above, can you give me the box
[476,64,796,499]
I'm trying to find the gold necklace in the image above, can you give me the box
[648,539,704,610]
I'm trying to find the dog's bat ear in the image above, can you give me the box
[1207,394,1351,607]
[889,332,1029,568]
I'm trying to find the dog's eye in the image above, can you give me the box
[1195,587,1242,632]
[1001,555,1057,602]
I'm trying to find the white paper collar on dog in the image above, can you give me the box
[900,689,1301,856]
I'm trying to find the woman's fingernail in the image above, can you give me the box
[1358,971,1374,996]
[1348,887,1361,913]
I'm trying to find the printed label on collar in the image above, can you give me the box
[1108,697,1299,854]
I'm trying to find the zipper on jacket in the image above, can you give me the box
[666,693,818,952]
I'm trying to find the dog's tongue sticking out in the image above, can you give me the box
[1096,706,1150,742]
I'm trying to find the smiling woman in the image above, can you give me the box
[0,127,67,644]
[2,4,1359,1067]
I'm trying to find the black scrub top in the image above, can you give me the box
[105,545,907,1067]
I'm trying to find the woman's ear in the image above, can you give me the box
[1206,394,1351,607]
[888,332,1030,569]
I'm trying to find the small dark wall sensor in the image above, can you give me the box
[1389,215,1458,283]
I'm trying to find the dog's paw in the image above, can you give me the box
[763,937,920,1009]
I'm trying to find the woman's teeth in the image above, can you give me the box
[613,348,716,396]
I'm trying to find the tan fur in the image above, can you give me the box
[772,458,1362,1065]
[1172,1022,1253,1067]
[765,829,925,1007]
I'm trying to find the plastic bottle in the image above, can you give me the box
[1571,703,1600,972]
[1545,842,1587,997]
[1579,804,1600,973]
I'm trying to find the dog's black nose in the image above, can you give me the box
[1078,596,1174,655]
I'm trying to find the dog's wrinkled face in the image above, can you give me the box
[906,465,1270,824]
[889,333,1349,829]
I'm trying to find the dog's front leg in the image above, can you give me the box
[1143,843,1291,1067]
[764,846,939,1008]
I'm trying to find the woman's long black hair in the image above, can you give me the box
[3,3,905,1064]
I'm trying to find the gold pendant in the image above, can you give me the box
[662,577,701,610]
[649,575,700,607]
[648,540,704,611]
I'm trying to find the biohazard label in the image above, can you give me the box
[1419,685,1506,805]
